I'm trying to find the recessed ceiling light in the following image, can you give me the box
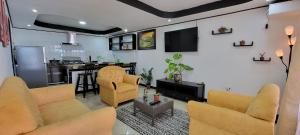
[124,29,128,32]
[32,9,38,13]
[168,19,172,22]
[79,21,87,25]
[27,24,31,27]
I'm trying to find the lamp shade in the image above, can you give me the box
[285,25,294,36]
[290,37,297,46]
[276,49,284,57]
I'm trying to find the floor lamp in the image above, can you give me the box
[276,25,297,78]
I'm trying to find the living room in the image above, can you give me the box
[1,0,300,135]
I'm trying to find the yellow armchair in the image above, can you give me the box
[188,84,280,135]
[97,66,140,107]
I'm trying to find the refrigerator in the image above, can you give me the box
[15,46,48,88]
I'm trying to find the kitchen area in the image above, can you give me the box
[12,29,136,89]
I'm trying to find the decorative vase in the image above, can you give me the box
[154,94,160,101]
[240,40,245,46]
[174,74,182,82]
[260,56,265,61]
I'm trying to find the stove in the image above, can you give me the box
[61,56,84,65]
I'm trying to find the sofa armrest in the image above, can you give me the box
[187,101,274,135]
[30,84,75,106]
[208,90,254,113]
[123,74,140,86]
[97,78,116,90]
[25,107,116,135]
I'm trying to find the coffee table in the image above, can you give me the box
[133,95,174,126]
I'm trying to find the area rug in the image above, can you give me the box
[117,103,189,135]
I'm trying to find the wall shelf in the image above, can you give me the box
[253,57,271,62]
[233,41,254,47]
[212,28,233,35]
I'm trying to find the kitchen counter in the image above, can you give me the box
[47,62,136,85]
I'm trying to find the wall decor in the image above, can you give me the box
[212,27,233,35]
[138,29,156,50]
[233,41,254,47]
[0,0,10,47]
[253,52,271,62]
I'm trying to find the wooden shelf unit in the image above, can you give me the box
[109,34,136,51]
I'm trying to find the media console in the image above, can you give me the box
[156,79,205,102]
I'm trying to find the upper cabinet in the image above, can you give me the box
[109,34,136,51]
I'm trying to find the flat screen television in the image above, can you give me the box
[165,27,198,52]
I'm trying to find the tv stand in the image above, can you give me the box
[156,79,205,102]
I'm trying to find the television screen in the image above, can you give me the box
[165,27,198,52]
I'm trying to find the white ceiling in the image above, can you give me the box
[7,0,268,35]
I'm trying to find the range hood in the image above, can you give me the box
[62,32,79,45]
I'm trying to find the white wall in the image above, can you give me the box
[0,43,13,84]
[121,8,296,98]
[12,28,112,62]
[0,1,13,84]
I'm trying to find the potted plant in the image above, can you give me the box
[164,53,193,82]
[140,68,154,97]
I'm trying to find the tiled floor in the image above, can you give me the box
[76,86,188,135]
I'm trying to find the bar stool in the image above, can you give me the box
[75,63,96,98]
[129,62,136,75]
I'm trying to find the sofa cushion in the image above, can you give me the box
[0,77,43,134]
[189,118,234,135]
[116,83,136,93]
[246,84,280,122]
[40,99,90,125]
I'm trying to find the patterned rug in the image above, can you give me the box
[117,103,189,135]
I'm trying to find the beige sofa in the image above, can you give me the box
[0,77,116,135]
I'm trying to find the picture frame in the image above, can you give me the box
[138,29,156,50]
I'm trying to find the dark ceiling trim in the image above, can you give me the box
[117,0,253,18]
[34,20,122,35]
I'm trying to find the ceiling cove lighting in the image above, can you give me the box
[32,9,38,13]
[79,21,87,25]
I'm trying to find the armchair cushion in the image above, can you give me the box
[188,101,273,135]
[98,66,125,83]
[39,99,90,125]
[246,84,280,122]
[189,119,234,135]
[97,78,116,90]
[208,90,254,113]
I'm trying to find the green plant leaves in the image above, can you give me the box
[164,52,193,80]
[173,52,182,60]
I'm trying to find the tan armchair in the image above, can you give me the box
[188,84,280,135]
[0,77,116,135]
[97,66,140,107]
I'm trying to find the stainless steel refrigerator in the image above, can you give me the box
[15,46,48,88]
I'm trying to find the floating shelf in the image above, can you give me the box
[253,57,271,62]
[212,28,233,35]
[233,41,254,47]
